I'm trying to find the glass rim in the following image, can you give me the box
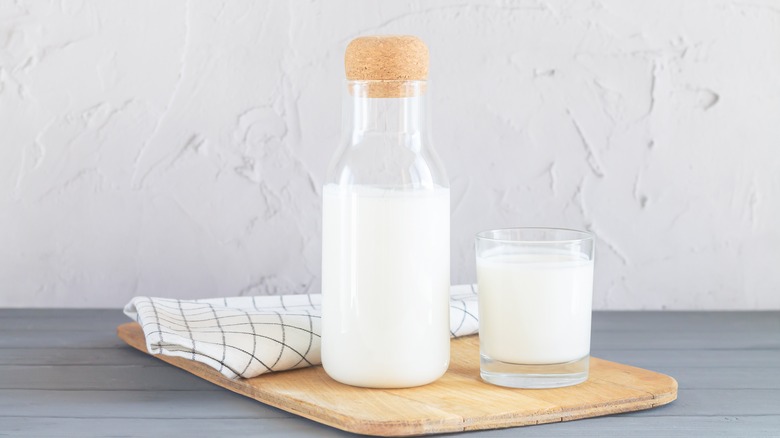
[346,79,427,84]
[345,80,428,99]
[475,227,594,244]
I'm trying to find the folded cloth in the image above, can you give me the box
[124,284,479,379]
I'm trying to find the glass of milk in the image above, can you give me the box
[476,228,595,389]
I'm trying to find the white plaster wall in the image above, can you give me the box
[1,0,779,309]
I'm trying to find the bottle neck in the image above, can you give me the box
[327,80,447,188]
[344,81,428,144]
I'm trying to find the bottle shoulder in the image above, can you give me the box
[325,138,448,188]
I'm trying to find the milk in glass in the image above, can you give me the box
[477,251,593,364]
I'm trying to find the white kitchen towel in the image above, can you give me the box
[124,284,479,379]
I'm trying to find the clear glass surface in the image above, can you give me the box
[476,228,595,389]
[324,80,448,189]
[321,80,450,388]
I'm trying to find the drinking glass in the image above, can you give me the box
[476,227,595,388]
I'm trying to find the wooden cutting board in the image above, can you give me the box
[117,322,676,436]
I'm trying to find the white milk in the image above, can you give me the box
[321,184,450,388]
[477,252,593,365]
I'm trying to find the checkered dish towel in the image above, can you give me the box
[124,284,478,379]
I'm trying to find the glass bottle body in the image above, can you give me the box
[321,81,450,388]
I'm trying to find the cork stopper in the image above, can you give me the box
[344,35,429,98]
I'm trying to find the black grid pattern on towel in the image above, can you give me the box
[124,285,479,380]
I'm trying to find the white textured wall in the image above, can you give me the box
[2,0,779,309]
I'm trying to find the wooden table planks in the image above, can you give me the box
[117,322,677,436]
[2,310,779,437]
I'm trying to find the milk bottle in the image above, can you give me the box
[321,36,450,388]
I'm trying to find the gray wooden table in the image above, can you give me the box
[1,310,778,437]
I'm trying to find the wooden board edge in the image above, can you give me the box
[462,388,677,432]
[586,358,679,410]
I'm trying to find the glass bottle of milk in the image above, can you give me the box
[321,35,450,388]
